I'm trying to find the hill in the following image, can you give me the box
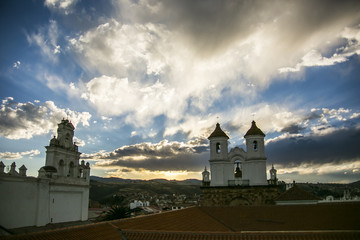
[89,176,202,207]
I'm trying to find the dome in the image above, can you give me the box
[244,121,265,137]
[40,166,57,173]
[208,123,229,139]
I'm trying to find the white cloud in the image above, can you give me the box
[81,75,180,126]
[26,20,61,62]
[67,1,360,131]
[279,49,349,73]
[0,97,91,139]
[0,150,40,160]
[164,103,304,141]
[13,61,21,69]
[44,0,78,15]
[279,25,360,73]
[73,137,85,147]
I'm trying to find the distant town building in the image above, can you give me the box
[130,200,150,210]
[201,121,280,206]
[0,119,90,229]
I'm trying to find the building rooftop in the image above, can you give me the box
[208,123,229,139]
[3,203,360,240]
[244,121,265,137]
[276,184,322,201]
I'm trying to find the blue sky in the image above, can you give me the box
[1,0,360,183]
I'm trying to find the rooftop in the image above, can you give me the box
[3,203,360,240]
[244,121,265,137]
[208,123,229,139]
[276,184,322,201]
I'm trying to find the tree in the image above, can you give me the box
[103,206,130,221]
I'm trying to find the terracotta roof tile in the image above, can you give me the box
[244,121,265,137]
[3,203,360,240]
[208,123,229,139]
[275,185,322,201]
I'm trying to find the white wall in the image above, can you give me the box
[242,160,267,185]
[0,175,89,229]
[0,175,50,229]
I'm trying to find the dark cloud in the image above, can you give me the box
[98,152,208,172]
[267,127,360,166]
[122,0,360,57]
[0,97,48,138]
[85,139,209,171]
[281,124,306,134]
[306,111,322,121]
[0,97,91,139]
[278,170,360,183]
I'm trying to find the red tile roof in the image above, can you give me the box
[3,203,360,240]
[208,123,229,139]
[275,185,322,201]
[244,121,265,137]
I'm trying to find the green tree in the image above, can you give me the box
[103,206,130,221]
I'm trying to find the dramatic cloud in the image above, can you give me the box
[276,160,360,183]
[0,97,91,139]
[81,75,179,126]
[0,150,40,160]
[67,0,360,131]
[83,138,209,172]
[266,126,360,166]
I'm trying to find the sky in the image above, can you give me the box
[1,0,360,183]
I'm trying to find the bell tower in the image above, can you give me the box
[57,119,75,149]
[42,119,90,182]
[243,121,267,185]
[209,123,229,161]
[208,123,233,186]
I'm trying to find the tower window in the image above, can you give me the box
[253,141,258,151]
[216,143,221,153]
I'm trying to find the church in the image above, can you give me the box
[201,121,279,206]
[0,119,90,229]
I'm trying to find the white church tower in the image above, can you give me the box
[243,120,267,185]
[207,121,268,187]
[41,119,90,181]
[208,123,233,186]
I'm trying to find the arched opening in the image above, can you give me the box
[216,143,221,153]
[68,162,75,177]
[234,160,242,178]
[253,140,258,151]
[58,160,65,176]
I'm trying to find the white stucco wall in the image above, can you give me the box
[0,175,89,229]
[242,160,267,185]
[0,175,50,229]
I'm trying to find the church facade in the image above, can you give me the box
[201,121,279,206]
[0,119,90,229]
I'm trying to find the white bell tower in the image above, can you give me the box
[42,119,90,182]
[208,123,233,186]
[243,121,267,185]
